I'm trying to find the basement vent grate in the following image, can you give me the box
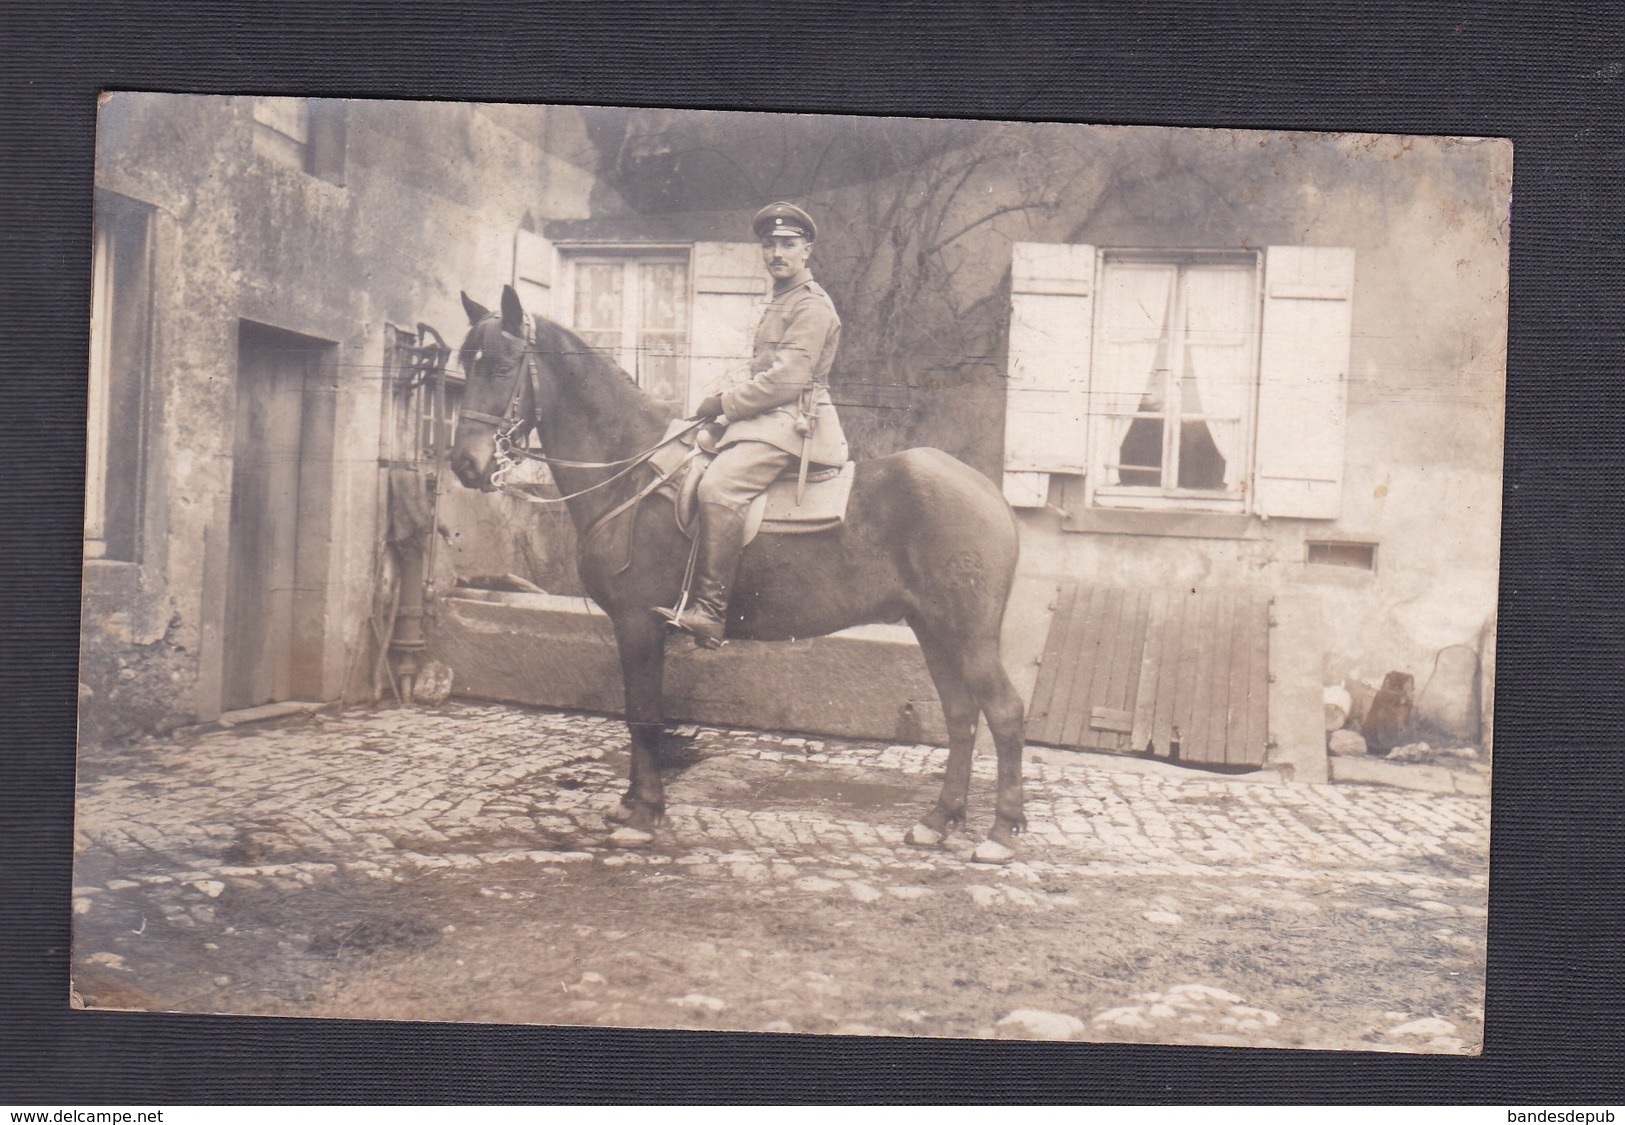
[1306,540,1378,570]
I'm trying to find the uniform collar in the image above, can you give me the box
[771,268,815,296]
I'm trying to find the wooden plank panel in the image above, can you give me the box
[1149,588,1188,758]
[1253,593,1272,765]
[1104,588,1150,752]
[1233,594,1267,766]
[1243,596,1272,766]
[1209,591,1241,760]
[1027,581,1273,762]
[1060,585,1117,748]
[1153,590,1184,758]
[1198,591,1230,763]
[1089,706,1134,734]
[1174,590,1207,762]
[1205,592,1238,765]
[1032,579,1092,746]
[1224,591,1254,765]
[1025,579,1077,744]
[1248,598,1274,764]
[1095,585,1134,750]
[1036,579,1094,746]
[1185,591,1212,759]
[1198,590,1220,762]
[1179,591,1215,763]
[1086,585,1127,750]
[1130,588,1171,754]
[225,335,305,711]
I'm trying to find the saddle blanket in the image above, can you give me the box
[652,419,856,544]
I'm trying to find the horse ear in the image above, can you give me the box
[500,284,525,336]
[461,292,490,325]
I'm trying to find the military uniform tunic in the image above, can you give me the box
[716,269,849,467]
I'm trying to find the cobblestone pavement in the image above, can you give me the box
[71,702,1490,1051]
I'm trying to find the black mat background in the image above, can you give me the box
[4,0,1622,1104]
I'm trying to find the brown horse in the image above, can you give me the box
[449,285,1027,862]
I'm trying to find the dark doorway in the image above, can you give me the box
[223,321,337,711]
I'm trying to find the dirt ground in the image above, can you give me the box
[71,707,1488,1051]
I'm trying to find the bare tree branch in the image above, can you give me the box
[925,201,1054,257]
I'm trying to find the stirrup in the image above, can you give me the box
[651,604,726,649]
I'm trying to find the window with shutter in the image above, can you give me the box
[1086,251,1259,514]
[1003,243,1354,523]
[1003,242,1096,507]
[559,248,693,418]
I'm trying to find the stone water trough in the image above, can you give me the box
[427,589,951,745]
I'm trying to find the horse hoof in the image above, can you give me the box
[607,827,655,848]
[608,799,664,828]
[905,823,943,849]
[971,839,1016,865]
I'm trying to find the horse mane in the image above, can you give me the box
[529,316,669,441]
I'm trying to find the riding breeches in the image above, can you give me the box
[696,440,797,509]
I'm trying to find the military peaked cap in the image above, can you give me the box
[753,201,817,241]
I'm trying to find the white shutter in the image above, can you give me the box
[1001,471,1050,510]
[1254,246,1355,519]
[1004,242,1095,507]
[689,242,766,415]
[513,229,554,318]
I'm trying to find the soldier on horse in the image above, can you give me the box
[654,202,850,648]
[449,200,1028,861]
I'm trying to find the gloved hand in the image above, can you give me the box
[690,395,724,421]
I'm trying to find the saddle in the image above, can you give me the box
[650,419,855,546]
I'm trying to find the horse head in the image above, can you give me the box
[449,283,672,495]
[450,285,538,491]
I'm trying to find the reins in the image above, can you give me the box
[458,313,707,561]
[490,422,704,507]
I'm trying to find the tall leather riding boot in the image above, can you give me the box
[653,501,749,648]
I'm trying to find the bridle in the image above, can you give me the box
[456,312,706,515]
[455,312,544,491]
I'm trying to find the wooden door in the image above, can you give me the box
[1027,581,1271,768]
[223,323,320,710]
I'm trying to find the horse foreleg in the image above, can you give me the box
[605,616,668,843]
[963,644,1027,864]
[905,623,978,849]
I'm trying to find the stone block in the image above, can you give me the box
[1414,645,1481,741]
[428,592,948,744]
[1328,755,1457,795]
[1328,729,1369,757]
[1267,591,1330,784]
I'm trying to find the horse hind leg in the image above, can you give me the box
[962,642,1027,864]
[904,621,980,850]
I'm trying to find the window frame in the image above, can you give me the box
[1085,247,1264,517]
[249,96,347,185]
[556,244,694,414]
[251,96,311,146]
[85,191,156,563]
